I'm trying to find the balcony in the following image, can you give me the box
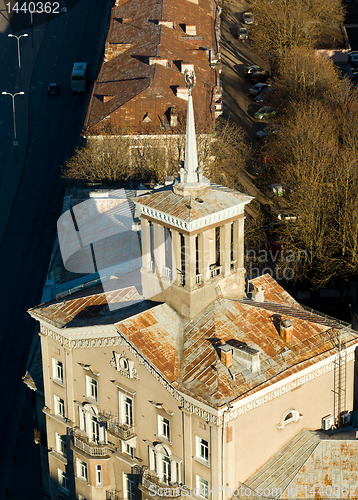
[162,266,172,279]
[106,491,123,500]
[72,430,109,457]
[99,411,136,440]
[140,470,181,498]
[210,265,222,278]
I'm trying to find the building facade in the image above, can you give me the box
[28,81,358,500]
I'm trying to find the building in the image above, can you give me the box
[83,0,222,135]
[27,76,358,500]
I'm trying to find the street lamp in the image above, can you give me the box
[2,91,24,163]
[8,33,28,69]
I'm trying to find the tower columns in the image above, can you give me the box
[220,223,232,277]
[141,219,151,271]
[198,230,210,283]
[172,230,181,285]
[153,222,165,276]
[184,234,197,289]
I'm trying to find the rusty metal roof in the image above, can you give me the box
[29,274,358,409]
[134,185,252,222]
[83,0,218,132]
[238,428,358,499]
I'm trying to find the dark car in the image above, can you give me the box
[248,83,268,96]
[349,52,358,69]
[254,85,274,104]
[244,65,263,77]
[249,70,270,84]
[48,83,60,95]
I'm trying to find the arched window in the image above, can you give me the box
[277,409,301,429]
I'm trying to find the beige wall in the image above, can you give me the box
[39,325,357,500]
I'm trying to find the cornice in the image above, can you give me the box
[136,203,245,233]
[39,324,357,426]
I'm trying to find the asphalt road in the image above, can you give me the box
[0,0,112,492]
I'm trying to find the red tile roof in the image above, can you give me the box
[83,0,219,133]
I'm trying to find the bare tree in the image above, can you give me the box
[249,0,344,57]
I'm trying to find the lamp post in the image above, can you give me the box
[8,33,28,68]
[2,91,25,163]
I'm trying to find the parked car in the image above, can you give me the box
[249,70,270,84]
[237,27,249,40]
[348,52,358,69]
[249,83,268,96]
[244,65,262,76]
[277,210,297,221]
[255,125,275,140]
[47,83,60,95]
[255,86,274,104]
[254,106,277,120]
[243,12,254,24]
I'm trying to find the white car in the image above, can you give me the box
[243,12,254,24]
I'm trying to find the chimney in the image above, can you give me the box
[159,20,175,29]
[149,57,169,67]
[230,342,260,373]
[280,319,293,342]
[251,286,264,302]
[185,25,197,36]
[219,344,233,368]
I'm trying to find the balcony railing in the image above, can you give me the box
[162,266,172,279]
[72,430,109,457]
[196,274,202,284]
[210,266,222,278]
[99,410,136,440]
[106,491,124,500]
[180,274,185,286]
[141,470,181,498]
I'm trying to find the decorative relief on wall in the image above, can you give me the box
[110,351,139,379]
[39,324,356,427]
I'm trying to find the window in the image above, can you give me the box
[196,436,209,463]
[53,359,63,383]
[277,408,301,429]
[124,396,133,426]
[78,460,88,482]
[54,396,65,417]
[162,456,171,485]
[124,473,135,500]
[125,443,134,457]
[158,416,170,441]
[90,416,99,443]
[197,477,209,499]
[86,376,98,402]
[58,469,69,492]
[56,433,67,457]
[96,465,102,486]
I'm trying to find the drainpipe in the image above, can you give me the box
[221,405,233,500]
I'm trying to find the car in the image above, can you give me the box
[255,125,275,140]
[237,27,249,40]
[349,53,358,69]
[243,12,254,24]
[254,106,277,120]
[277,210,297,221]
[244,65,262,76]
[48,83,60,95]
[248,83,268,96]
[255,86,274,104]
[249,70,270,84]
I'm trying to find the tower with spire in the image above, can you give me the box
[134,70,253,318]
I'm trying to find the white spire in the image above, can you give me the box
[183,88,199,183]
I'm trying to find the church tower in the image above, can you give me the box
[133,71,253,318]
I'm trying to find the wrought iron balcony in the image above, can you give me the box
[72,430,109,457]
[106,491,124,500]
[99,410,136,440]
[140,470,181,498]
